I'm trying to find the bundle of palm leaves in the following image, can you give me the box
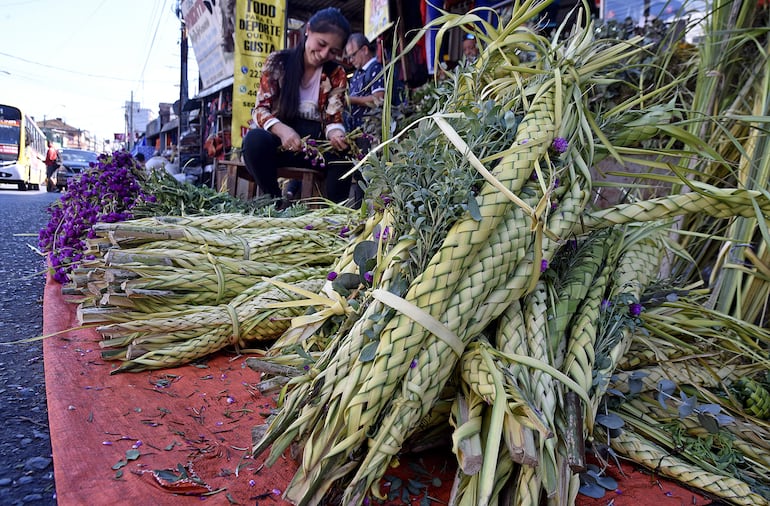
[244,1,770,505]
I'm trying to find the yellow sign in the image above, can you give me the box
[365,0,393,41]
[231,0,286,150]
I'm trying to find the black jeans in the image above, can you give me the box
[45,163,57,191]
[241,119,353,204]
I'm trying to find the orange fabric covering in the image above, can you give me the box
[42,275,454,505]
[43,274,714,506]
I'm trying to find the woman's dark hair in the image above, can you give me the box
[278,8,351,122]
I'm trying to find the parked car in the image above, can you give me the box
[54,148,99,190]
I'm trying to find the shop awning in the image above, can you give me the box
[193,76,234,100]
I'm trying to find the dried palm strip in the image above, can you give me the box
[579,186,770,232]
[603,428,768,506]
[609,360,740,395]
[624,397,770,470]
[152,210,357,230]
[111,278,324,373]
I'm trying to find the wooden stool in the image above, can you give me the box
[215,158,327,207]
[276,166,325,200]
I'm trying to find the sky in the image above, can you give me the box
[0,0,199,141]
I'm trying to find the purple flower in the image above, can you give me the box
[600,299,611,311]
[552,137,568,153]
[540,259,548,272]
[339,226,350,237]
[629,303,643,317]
[327,271,338,281]
[363,271,373,284]
[304,224,314,230]
[410,359,417,369]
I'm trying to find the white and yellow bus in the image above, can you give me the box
[0,103,47,190]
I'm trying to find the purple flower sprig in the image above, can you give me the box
[294,127,370,167]
[551,137,569,154]
[38,151,152,283]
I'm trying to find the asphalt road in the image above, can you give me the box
[0,185,60,505]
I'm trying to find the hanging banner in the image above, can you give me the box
[365,0,393,41]
[231,0,286,150]
[180,0,236,89]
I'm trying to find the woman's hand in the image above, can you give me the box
[328,129,348,151]
[271,123,302,152]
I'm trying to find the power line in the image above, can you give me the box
[139,0,170,83]
[0,51,178,84]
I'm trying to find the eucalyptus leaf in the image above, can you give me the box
[628,377,644,395]
[154,469,182,483]
[359,341,378,362]
[578,483,606,499]
[658,379,676,396]
[698,412,720,434]
[125,449,140,461]
[595,475,618,490]
[716,413,735,426]
[336,273,361,290]
[596,413,625,429]
[331,279,350,297]
[678,394,696,418]
[111,459,127,470]
[467,193,482,221]
[353,241,377,267]
[699,403,722,415]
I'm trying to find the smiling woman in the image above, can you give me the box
[240,7,357,208]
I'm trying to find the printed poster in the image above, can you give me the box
[181,0,236,89]
[365,0,393,41]
[231,0,286,149]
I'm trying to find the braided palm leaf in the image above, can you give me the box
[272,84,559,506]
[511,464,542,506]
[546,230,616,368]
[497,299,539,465]
[344,83,557,431]
[610,361,740,395]
[108,275,324,372]
[579,187,770,232]
[591,234,664,416]
[624,397,770,470]
[342,177,586,505]
[254,237,407,465]
[604,428,769,506]
[556,232,619,438]
[151,209,356,230]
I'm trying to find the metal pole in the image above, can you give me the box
[129,90,134,151]
[179,17,188,164]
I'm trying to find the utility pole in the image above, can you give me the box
[179,10,189,156]
[129,90,134,151]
